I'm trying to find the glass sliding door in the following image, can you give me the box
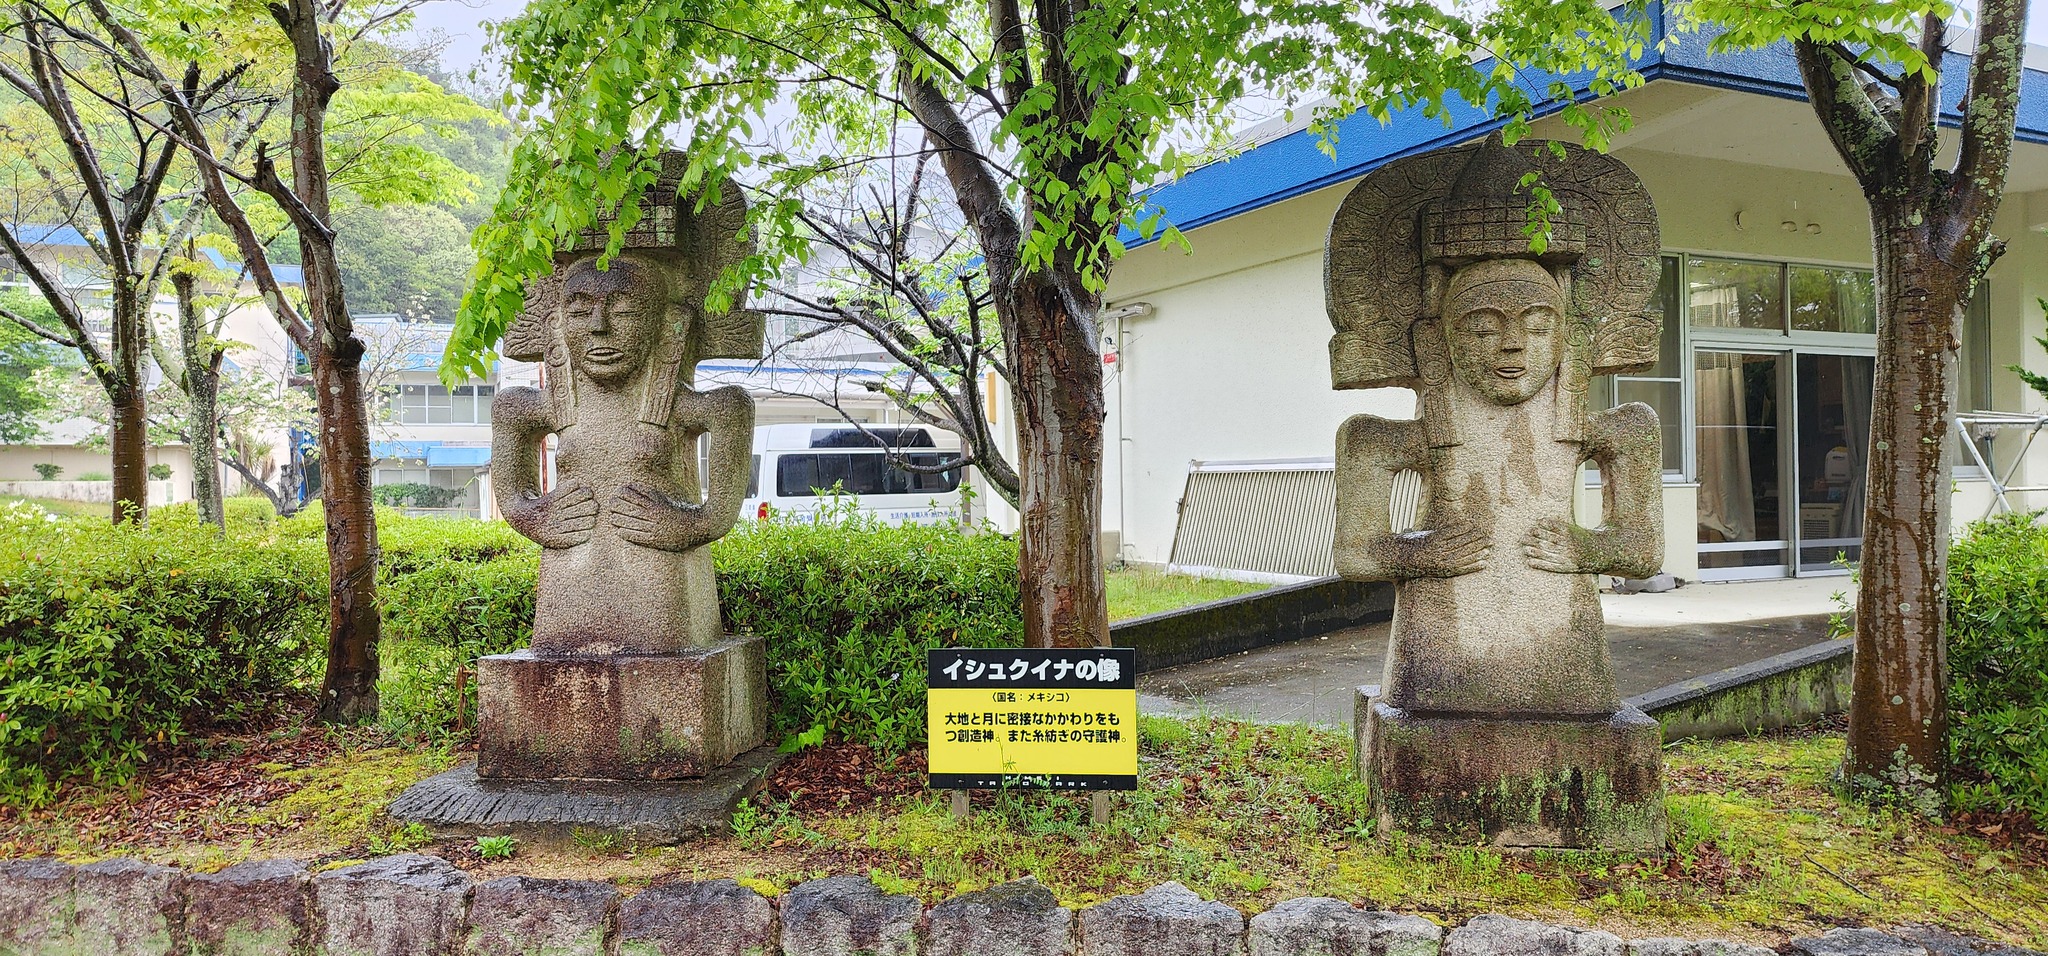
[1695,350,1789,578]
[1793,353,1873,572]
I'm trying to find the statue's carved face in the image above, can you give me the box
[561,253,668,387]
[1443,259,1563,406]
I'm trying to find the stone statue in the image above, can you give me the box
[478,152,767,782]
[1328,136,1668,851]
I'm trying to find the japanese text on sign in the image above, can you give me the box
[926,647,1138,791]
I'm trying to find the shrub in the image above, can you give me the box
[0,512,324,806]
[153,498,280,534]
[1946,513,2048,824]
[373,482,464,509]
[719,507,1022,749]
[31,463,59,481]
[78,472,110,482]
[375,505,1022,751]
[147,464,173,481]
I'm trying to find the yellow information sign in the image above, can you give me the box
[926,648,1139,790]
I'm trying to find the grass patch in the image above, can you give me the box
[1106,566,1270,621]
[1,718,2040,947]
[0,494,107,518]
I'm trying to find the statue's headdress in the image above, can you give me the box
[502,150,764,427]
[1324,136,1660,445]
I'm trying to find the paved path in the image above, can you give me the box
[1137,577,1848,726]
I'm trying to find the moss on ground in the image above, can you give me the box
[1105,567,1270,621]
[1,717,2040,948]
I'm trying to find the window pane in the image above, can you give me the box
[1617,379,1683,475]
[1688,258,1784,332]
[1790,266,1875,333]
[776,455,818,497]
[847,454,886,495]
[1648,255,1681,375]
[815,453,851,492]
[907,453,961,492]
[400,384,428,424]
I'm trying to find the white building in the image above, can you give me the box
[1093,18,2048,582]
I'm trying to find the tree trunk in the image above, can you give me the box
[1008,276,1110,648]
[107,290,148,524]
[310,335,382,722]
[176,270,225,528]
[108,378,147,524]
[1847,199,1965,788]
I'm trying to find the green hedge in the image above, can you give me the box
[719,510,1022,748]
[0,504,324,807]
[1947,514,2048,824]
[377,508,1023,749]
[0,502,1022,804]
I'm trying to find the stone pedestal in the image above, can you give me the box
[393,634,772,844]
[476,634,766,780]
[1355,686,1667,852]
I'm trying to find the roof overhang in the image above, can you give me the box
[1128,1,2048,245]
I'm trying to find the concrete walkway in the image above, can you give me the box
[1137,577,1849,726]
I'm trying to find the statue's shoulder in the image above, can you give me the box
[492,385,554,427]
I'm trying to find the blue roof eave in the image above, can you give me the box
[1124,3,2048,247]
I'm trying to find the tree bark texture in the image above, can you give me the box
[175,270,225,528]
[107,291,148,524]
[269,0,382,723]
[1848,202,1965,784]
[1006,277,1110,648]
[310,332,381,722]
[1786,2,2027,795]
[897,60,1113,649]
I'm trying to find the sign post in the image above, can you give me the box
[926,647,1139,822]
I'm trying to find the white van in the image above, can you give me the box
[739,423,964,525]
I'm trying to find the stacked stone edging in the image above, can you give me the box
[0,854,2029,956]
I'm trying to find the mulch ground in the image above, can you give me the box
[0,704,351,856]
[760,742,928,816]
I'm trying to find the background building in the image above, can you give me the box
[1093,16,2048,582]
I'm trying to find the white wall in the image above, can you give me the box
[1100,130,2048,570]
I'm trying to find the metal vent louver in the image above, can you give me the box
[1167,459,1423,580]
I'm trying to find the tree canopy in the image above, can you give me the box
[447,0,1653,376]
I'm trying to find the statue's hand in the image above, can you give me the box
[507,482,599,549]
[1522,518,1661,577]
[609,482,721,552]
[1521,518,1597,573]
[1369,522,1492,578]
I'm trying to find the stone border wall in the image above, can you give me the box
[1626,638,1853,743]
[0,854,1981,956]
[1113,576,1393,673]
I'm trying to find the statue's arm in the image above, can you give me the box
[1521,401,1664,578]
[1334,414,1490,581]
[492,387,596,549]
[609,385,754,552]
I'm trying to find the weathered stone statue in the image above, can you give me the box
[1328,137,1668,850]
[392,153,771,839]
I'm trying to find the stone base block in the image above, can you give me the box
[388,747,783,844]
[477,634,765,780]
[1355,686,1667,852]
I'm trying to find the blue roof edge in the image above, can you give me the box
[1124,3,2048,247]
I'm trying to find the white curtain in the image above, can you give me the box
[1696,355,1756,543]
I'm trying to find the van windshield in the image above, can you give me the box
[775,452,961,498]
